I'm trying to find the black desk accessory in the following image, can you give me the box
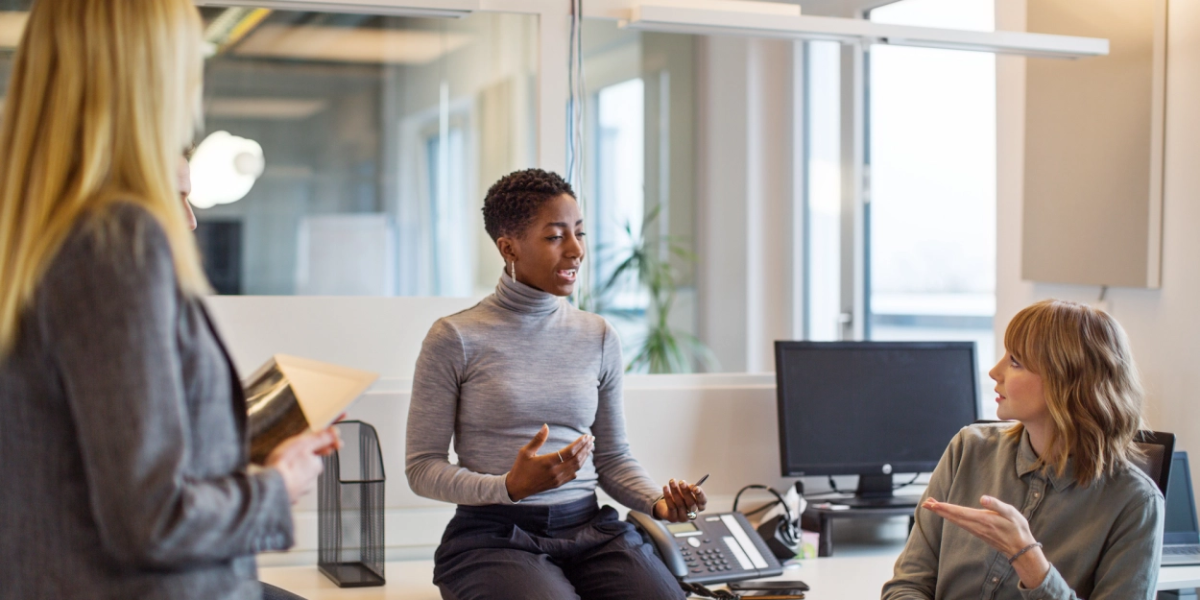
[728,579,810,592]
[318,420,386,587]
[801,503,915,557]
[732,485,802,561]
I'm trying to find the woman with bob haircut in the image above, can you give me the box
[882,299,1164,600]
[407,168,704,600]
[0,2,336,598]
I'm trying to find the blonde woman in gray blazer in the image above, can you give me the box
[0,2,335,599]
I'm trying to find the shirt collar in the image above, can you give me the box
[1015,429,1076,492]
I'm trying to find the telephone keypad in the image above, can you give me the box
[681,545,733,573]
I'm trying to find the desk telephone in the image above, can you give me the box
[627,511,784,585]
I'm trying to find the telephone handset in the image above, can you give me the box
[627,511,784,585]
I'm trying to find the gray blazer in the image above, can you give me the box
[0,204,293,600]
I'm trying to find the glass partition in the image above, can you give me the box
[195,8,537,296]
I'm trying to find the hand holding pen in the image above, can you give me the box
[654,474,709,523]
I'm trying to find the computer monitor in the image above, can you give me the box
[774,341,980,507]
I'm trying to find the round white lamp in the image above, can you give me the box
[188,131,265,209]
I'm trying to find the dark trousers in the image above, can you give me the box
[433,495,686,600]
[261,582,306,600]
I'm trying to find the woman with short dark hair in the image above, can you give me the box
[406,168,704,600]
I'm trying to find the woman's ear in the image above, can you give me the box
[496,237,518,264]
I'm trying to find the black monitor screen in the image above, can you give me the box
[775,341,980,477]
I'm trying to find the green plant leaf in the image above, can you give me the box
[593,204,717,374]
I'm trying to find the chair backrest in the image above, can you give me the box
[1131,430,1175,496]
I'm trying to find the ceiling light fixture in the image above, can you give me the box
[188,131,266,210]
[621,4,1108,59]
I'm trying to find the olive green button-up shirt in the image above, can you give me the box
[882,424,1163,600]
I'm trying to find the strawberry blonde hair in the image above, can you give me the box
[1004,299,1144,487]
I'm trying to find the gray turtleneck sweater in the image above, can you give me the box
[405,276,661,513]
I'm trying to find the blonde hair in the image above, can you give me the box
[0,0,210,355]
[1004,299,1144,487]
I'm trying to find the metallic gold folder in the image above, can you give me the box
[244,354,378,464]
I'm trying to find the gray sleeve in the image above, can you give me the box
[1019,491,1163,600]
[38,207,293,569]
[880,430,963,600]
[405,318,515,506]
[592,321,660,514]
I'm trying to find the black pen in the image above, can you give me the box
[693,474,709,488]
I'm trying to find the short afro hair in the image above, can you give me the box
[482,168,575,241]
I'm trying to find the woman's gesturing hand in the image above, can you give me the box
[923,495,1051,589]
[505,424,594,502]
[266,428,342,504]
[654,478,708,523]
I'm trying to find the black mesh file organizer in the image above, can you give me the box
[318,420,386,587]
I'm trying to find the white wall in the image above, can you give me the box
[204,296,480,378]
[996,0,1200,468]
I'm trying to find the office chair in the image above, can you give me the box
[976,422,1174,496]
[1131,430,1175,496]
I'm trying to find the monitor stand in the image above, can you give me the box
[829,474,919,509]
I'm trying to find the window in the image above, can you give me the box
[866,0,998,416]
[426,123,470,296]
[803,40,843,343]
[592,78,647,314]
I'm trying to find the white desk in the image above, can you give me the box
[260,561,439,600]
[259,559,1200,599]
[1160,565,1200,591]
[258,556,896,599]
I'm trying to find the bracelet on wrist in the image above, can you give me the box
[1008,541,1043,565]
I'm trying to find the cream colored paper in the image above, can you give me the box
[273,354,378,430]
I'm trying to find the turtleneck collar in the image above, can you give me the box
[493,273,563,315]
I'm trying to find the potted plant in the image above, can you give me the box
[584,205,717,374]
